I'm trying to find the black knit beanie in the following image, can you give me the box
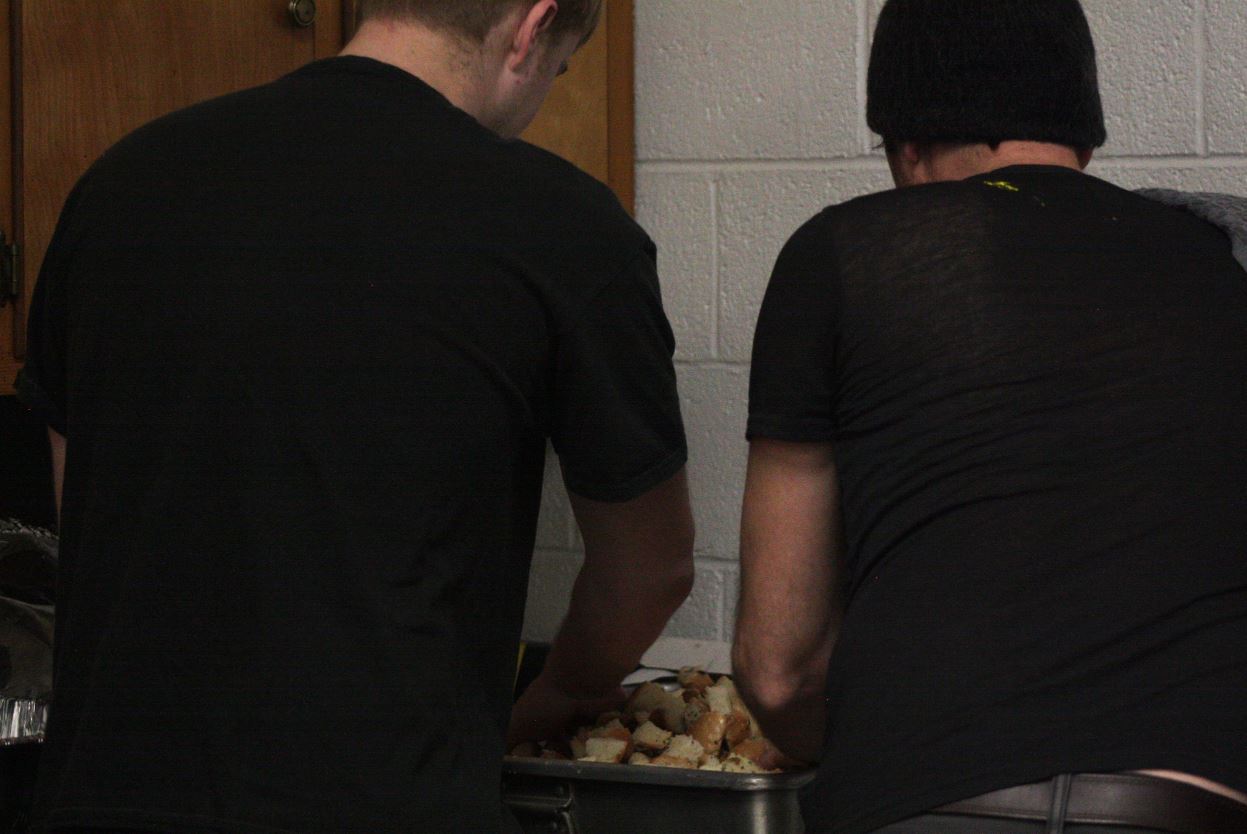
[867,0,1107,149]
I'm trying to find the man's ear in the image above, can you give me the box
[508,0,560,73]
[1076,148,1094,170]
[896,141,930,186]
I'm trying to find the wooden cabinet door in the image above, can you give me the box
[338,0,635,210]
[2,0,634,398]
[521,0,635,213]
[1,0,344,395]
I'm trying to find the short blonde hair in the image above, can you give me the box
[356,0,602,42]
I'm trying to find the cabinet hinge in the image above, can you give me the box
[0,232,19,308]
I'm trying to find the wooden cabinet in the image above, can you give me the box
[336,0,635,209]
[0,0,634,396]
[0,0,343,396]
[520,0,635,211]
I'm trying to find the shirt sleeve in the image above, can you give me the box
[550,249,687,502]
[13,186,80,437]
[747,214,840,443]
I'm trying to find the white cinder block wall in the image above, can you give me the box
[522,0,1247,643]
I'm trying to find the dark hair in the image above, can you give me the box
[868,0,1107,151]
[880,138,1002,155]
[356,0,602,42]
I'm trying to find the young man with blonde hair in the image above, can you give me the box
[19,1,694,831]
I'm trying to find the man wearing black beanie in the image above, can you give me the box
[733,1,1247,832]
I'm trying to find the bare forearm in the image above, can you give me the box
[734,627,834,762]
[543,470,695,699]
[510,563,684,748]
[544,557,693,698]
[732,440,842,763]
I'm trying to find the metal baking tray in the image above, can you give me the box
[502,756,814,834]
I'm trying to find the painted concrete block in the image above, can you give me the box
[1084,0,1199,156]
[637,170,718,361]
[521,556,730,644]
[1206,0,1247,154]
[677,363,751,563]
[663,560,727,639]
[636,0,861,161]
[536,445,573,550]
[717,167,894,362]
[521,548,583,642]
[1091,163,1247,193]
[864,0,886,154]
[721,564,741,643]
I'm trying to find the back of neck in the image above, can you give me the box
[340,18,489,120]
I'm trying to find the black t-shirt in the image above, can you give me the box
[16,57,686,833]
[748,166,1247,834]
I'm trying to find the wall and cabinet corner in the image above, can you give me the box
[0,0,634,397]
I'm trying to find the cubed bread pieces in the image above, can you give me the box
[623,682,668,717]
[589,719,630,741]
[581,737,630,764]
[631,720,673,754]
[724,712,752,749]
[689,710,728,754]
[731,737,787,771]
[684,696,709,728]
[650,691,688,734]
[646,754,699,769]
[594,710,626,728]
[552,675,805,773]
[722,753,768,774]
[665,734,706,764]
[730,694,763,739]
[625,682,692,733]
[569,736,588,760]
[587,722,632,760]
[705,682,734,716]
[678,666,715,694]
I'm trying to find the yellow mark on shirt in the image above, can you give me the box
[983,180,1020,192]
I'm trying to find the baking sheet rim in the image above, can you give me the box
[502,755,815,792]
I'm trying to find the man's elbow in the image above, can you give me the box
[732,645,812,716]
[661,537,696,613]
[741,675,808,719]
[653,511,695,604]
[612,519,693,617]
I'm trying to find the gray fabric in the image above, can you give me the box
[866,817,1167,833]
[0,518,56,542]
[0,519,56,701]
[1136,188,1247,273]
[0,598,53,698]
[0,519,57,606]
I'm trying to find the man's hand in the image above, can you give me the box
[732,440,843,763]
[506,671,626,749]
[509,468,694,747]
